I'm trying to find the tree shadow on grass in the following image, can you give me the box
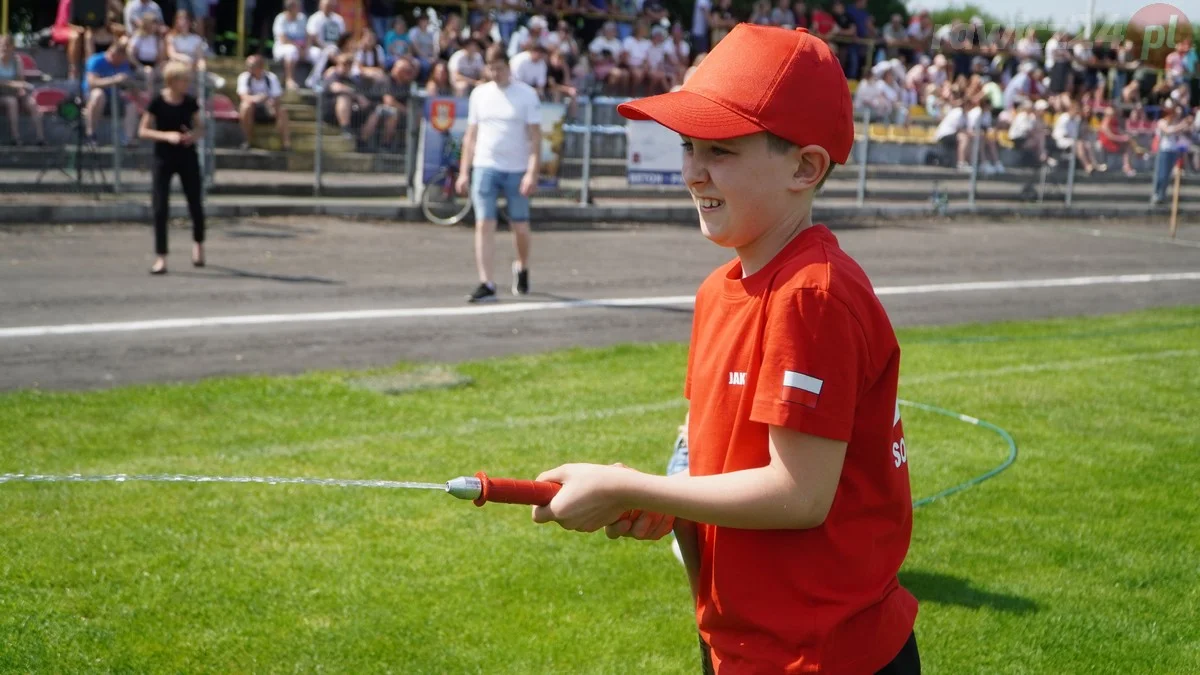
[899,570,1041,614]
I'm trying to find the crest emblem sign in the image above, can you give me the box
[430,100,456,133]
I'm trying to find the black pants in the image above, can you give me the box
[152,152,205,256]
[698,631,920,674]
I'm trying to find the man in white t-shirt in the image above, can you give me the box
[965,98,1003,174]
[508,15,548,59]
[621,21,653,94]
[855,63,905,125]
[272,0,309,90]
[934,102,968,171]
[510,45,548,98]
[124,0,165,36]
[236,55,292,151]
[644,26,673,93]
[307,0,346,55]
[589,22,624,63]
[305,0,346,87]
[456,47,542,303]
[588,22,627,93]
[448,39,486,97]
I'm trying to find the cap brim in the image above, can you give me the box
[616,90,765,141]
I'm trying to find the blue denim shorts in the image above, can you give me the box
[470,167,530,222]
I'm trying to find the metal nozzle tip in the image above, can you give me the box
[445,476,483,501]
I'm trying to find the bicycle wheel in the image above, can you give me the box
[421,168,473,226]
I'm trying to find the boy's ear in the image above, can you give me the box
[789,144,831,193]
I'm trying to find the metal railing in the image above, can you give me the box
[10,82,1193,219]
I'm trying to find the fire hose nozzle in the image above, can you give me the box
[446,472,563,507]
[445,472,637,523]
[446,475,483,501]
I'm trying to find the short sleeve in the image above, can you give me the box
[750,288,870,442]
[186,96,200,118]
[147,96,162,118]
[467,87,479,125]
[525,88,541,125]
[236,72,249,96]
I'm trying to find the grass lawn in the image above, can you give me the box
[1,306,1198,673]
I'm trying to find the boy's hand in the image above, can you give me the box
[605,510,675,540]
[531,463,633,533]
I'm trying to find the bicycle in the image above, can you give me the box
[420,131,473,226]
[419,130,510,226]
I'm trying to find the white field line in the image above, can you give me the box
[1,272,1198,339]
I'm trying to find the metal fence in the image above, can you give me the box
[6,80,1196,219]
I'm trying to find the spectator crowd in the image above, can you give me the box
[4,0,1198,197]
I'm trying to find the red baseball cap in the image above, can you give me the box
[616,24,855,164]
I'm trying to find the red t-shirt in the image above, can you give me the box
[1098,116,1123,153]
[810,10,835,37]
[684,225,917,674]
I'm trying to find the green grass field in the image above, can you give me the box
[2,306,1198,674]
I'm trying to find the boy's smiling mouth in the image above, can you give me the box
[696,197,725,211]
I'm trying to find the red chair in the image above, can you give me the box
[18,53,44,81]
[210,94,241,122]
[33,87,68,116]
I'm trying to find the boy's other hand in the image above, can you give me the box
[605,509,675,540]
[531,463,634,533]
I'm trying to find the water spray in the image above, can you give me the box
[0,471,563,507]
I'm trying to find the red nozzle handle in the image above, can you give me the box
[471,472,638,523]
[473,471,561,507]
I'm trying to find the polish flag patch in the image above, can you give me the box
[782,370,823,408]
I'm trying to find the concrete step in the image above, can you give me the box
[281,104,318,122]
[285,152,375,173]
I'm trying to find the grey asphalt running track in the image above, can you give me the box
[0,217,1197,391]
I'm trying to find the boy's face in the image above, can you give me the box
[681,133,817,249]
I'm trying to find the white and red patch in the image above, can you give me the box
[782,370,823,408]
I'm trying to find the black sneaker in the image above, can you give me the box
[512,262,529,296]
[467,282,497,303]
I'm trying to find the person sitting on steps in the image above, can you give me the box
[236,55,292,152]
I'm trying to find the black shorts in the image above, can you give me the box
[697,632,920,674]
[253,102,275,124]
[323,94,370,127]
[1049,62,1072,94]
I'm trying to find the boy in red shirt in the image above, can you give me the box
[531,24,919,674]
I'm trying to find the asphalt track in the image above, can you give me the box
[1,216,1197,391]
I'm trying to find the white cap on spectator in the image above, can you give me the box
[530,15,548,30]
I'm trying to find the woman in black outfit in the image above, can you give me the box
[138,61,205,275]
